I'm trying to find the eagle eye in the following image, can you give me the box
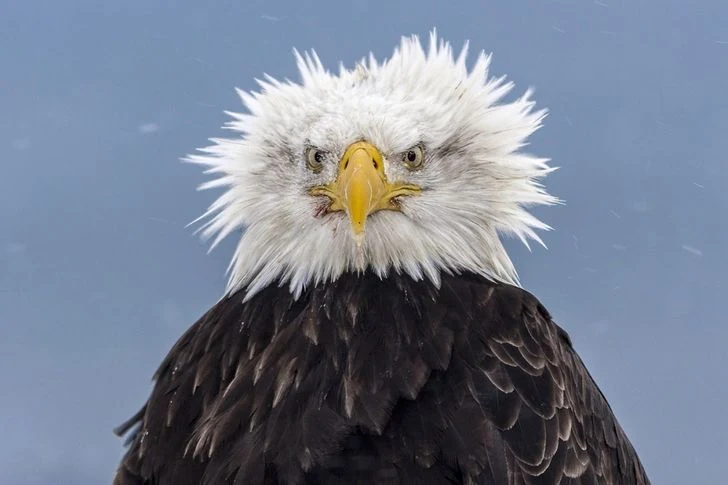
[305,147,327,173]
[402,145,424,170]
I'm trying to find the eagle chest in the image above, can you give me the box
[189,274,489,482]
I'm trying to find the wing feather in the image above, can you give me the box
[450,280,650,484]
[113,272,649,485]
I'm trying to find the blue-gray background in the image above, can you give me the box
[2,1,726,483]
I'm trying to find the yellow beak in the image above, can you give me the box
[309,141,420,239]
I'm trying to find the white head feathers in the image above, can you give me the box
[188,32,559,300]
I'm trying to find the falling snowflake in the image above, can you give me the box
[138,122,160,134]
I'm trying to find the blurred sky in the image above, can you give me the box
[2,0,727,483]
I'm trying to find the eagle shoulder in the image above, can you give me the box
[442,278,650,484]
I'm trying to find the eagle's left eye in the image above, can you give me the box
[402,145,424,170]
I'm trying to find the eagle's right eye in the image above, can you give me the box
[305,147,326,173]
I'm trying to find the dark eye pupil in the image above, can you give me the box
[407,151,417,162]
[314,151,324,164]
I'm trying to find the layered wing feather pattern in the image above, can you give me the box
[114,272,649,485]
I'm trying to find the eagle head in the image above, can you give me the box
[189,32,558,300]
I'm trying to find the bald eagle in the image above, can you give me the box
[113,33,650,485]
